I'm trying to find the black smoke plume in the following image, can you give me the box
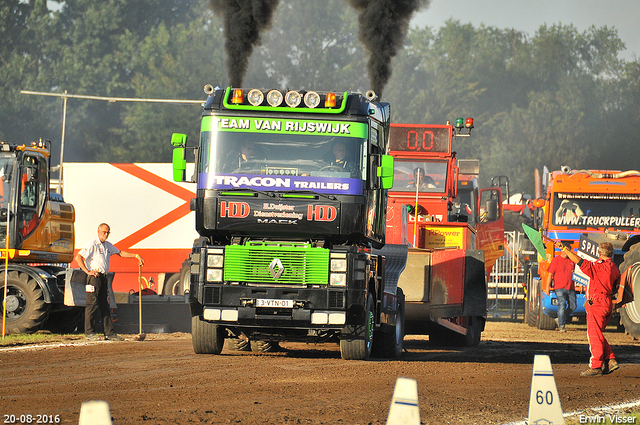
[210,0,279,87]
[347,0,429,97]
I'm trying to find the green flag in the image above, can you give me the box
[522,224,547,259]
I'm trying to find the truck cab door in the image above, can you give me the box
[477,188,505,277]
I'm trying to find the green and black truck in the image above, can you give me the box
[171,86,405,360]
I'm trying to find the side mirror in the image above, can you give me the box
[171,133,187,147]
[377,154,394,190]
[171,133,187,182]
[485,199,499,222]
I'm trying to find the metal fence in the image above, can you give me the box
[487,231,526,320]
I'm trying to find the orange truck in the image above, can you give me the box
[524,166,640,338]
[382,121,504,346]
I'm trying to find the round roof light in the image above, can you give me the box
[267,90,283,107]
[285,90,302,107]
[303,91,320,108]
[247,89,264,106]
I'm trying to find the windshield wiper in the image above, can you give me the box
[217,188,277,197]
[281,191,337,200]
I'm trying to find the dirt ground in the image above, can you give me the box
[1,321,639,425]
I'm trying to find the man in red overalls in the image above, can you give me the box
[556,240,620,376]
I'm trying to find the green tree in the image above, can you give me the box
[246,0,367,92]
[113,4,225,162]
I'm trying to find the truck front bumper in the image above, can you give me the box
[193,284,365,329]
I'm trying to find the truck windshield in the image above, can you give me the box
[390,159,447,193]
[552,193,640,229]
[198,129,367,195]
[0,154,16,240]
[0,155,15,204]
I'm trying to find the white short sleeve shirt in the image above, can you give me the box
[78,237,120,274]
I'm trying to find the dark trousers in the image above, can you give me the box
[84,274,115,336]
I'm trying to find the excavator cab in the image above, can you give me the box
[0,140,74,262]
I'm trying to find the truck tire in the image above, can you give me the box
[164,259,190,296]
[619,244,640,339]
[373,289,405,358]
[536,281,557,330]
[459,316,484,347]
[340,292,374,360]
[191,316,225,354]
[1,271,50,334]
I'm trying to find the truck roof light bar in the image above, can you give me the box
[222,88,347,113]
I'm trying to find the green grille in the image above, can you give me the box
[224,243,329,285]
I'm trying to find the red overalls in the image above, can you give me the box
[579,258,620,369]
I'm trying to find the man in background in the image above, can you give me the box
[545,241,577,332]
[75,223,144,341]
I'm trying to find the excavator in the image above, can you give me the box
[1,138,79,334]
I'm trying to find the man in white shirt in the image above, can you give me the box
[75,223,144,341]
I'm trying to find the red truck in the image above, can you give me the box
[383,121,504,346]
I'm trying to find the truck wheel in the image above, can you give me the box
[536,281,557,330]
[340,292,375,360]
[1,271,50,334]
[460,316,484,347]
[373,290,405,358]
[619,245,640,339]
[226,337,251,351]
[251,340,280,352]
[191,316,225,354]
[448,316,484,347]
[164,259,190,296]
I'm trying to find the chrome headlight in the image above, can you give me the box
[247,89,264,106]
[285,90,302,107]
[303,91,320,108]
[267,90,283,106]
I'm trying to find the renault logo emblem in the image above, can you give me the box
[269,258,284,279]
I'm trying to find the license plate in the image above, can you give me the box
[256,298,294,308]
